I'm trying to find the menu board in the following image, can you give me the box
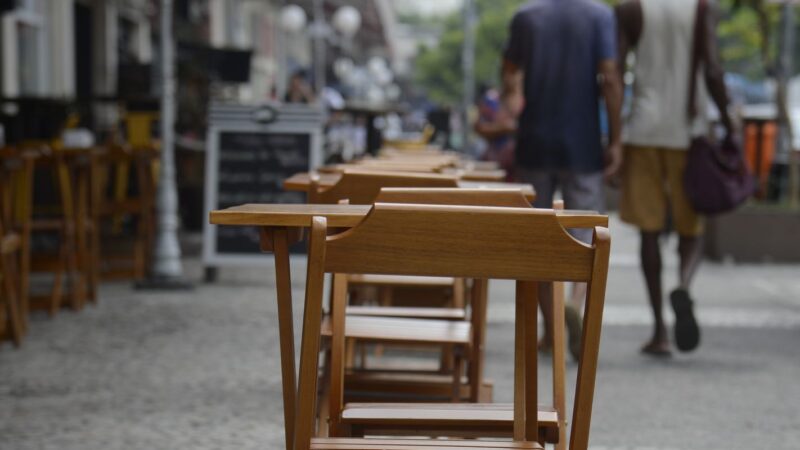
[203,103,322,270]
[213,132,309,254]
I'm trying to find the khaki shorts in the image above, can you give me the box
[619,146,704,236]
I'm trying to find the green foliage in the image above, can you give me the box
[717,0,782,78]
[411,0,527,105]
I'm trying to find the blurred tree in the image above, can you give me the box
[413,0,526,105]
[718,0,783,78]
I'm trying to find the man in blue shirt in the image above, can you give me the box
[503,0,623,360]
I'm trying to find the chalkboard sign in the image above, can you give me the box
[215,132,309,254]
[203,103,323,268]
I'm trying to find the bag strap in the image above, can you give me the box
[687,0,708,121]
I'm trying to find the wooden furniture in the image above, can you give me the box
[308,171,460,205]
[209,203,608,450]
[308,172,480,404]
[292,204,611,450]
[0,186,24,347]
[90,146,157,282]
[342,190,571,450]
[284,171,537,200]
[0,148,33,333]
[26,147,88,313]
[319,164,508,182]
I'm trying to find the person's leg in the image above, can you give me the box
[515,168,556,350]
[678,235,703,290]
[640,231,669,354]
[561,170,604,360]
[619,146,671,355]
[666,149,705,352]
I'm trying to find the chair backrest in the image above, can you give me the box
[308,170,459,205]
[376,187,532,208]
[295,203,611,450]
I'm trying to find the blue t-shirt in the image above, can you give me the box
[504,0,616,172]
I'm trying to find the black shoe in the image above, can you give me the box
[670,288,701,352]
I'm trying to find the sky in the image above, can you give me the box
[393,0,461,16]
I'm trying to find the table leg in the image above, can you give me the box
[262,226,301,450]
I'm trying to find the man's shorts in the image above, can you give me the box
[619,145,704,237]
[516,168,605,244]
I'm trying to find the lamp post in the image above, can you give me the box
[139,0,191,290]
[279,2,361,99]
[462,0,477,154]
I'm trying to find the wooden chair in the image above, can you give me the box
[90,146,157,282]
[26,146,87,313]
[0,148,34,333]
[341,189,571,449]
[294,203,611,450]
[0,189,24,347]
[308,171,460,205]
[309,172,479,400]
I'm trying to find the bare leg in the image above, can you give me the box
[562,282,586,361]
[641,231,670,355]
[678,235,703,290]
[538,282,554,351]
[568,283,586,309]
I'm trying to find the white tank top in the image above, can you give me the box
[624,0,709,149]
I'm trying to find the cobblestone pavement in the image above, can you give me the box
[1,216,799,450]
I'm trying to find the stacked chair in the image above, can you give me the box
[306,168,592,449]
[0,143,158,348]
[294,202,611,450]
[308,172,489,409]
[0,150,28,346]
[90,145,158,283]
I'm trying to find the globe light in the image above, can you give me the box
[280,5,307,34]
[332,6,361,38]
[386,84,401,101]
[367,57,388,79]
[333,58,354,81]
[375,66,393,86]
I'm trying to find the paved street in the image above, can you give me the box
[1,216,799,449]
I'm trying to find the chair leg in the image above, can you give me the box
[451,349,463,403]
[345,338,356,369]
[2,270,23,347]
[49,253,65,317]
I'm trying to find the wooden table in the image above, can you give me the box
[283,172,536,200]
[209,203,608,450]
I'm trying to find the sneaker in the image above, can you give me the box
[670,288,701,352]
[565,303,583,361]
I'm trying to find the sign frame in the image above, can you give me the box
[202,105,323,268]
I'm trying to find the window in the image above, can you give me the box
[2,0,47,97]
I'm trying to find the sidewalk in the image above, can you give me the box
[1,215,798,449]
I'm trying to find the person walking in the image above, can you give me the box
[474,82,524,181]
[616,0,733,356]
[502,0,624,360]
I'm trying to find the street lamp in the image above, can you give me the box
[332,6,361,38]
[280,4,307,34]
[278,2,362,97]
[138,0,191,290]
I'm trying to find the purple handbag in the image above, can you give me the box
[684,135,754,215]
[683,0,754,215]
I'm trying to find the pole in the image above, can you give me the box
[140,0,191,289]
[776,3,797,206]
[312,0,326,98]
[461,0,476,154]
[781,1,800,208]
